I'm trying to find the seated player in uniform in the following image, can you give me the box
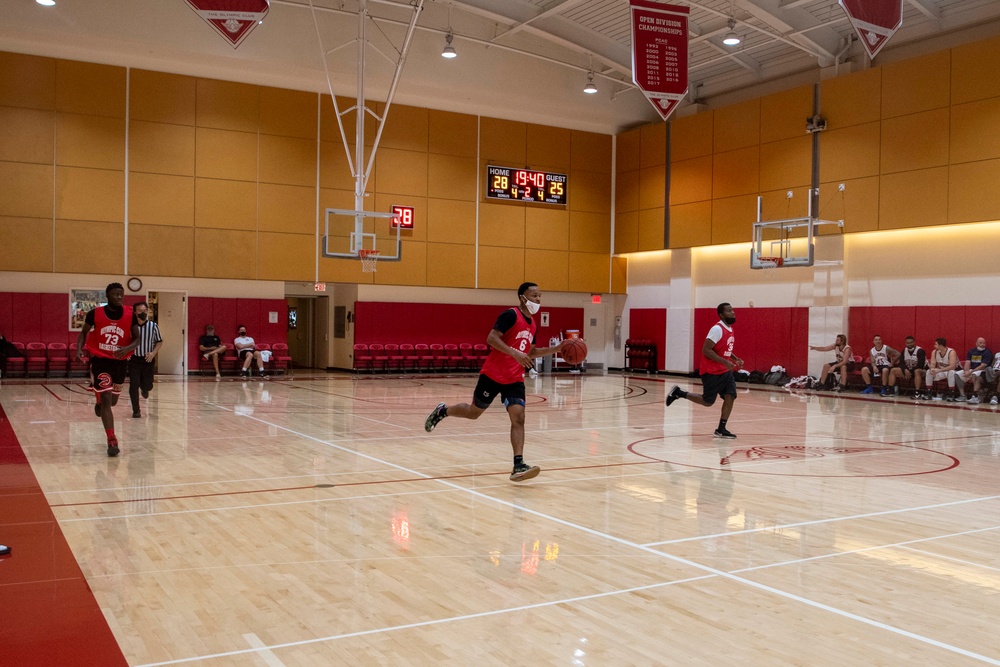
[888,336,926,398]
[810,334,852,392]
[859,335,898,395]
[925,338,960,401]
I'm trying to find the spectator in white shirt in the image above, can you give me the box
[234,325,266,379]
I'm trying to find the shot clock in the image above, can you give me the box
[486,165,567,205]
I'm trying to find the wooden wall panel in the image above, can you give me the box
[56,60,124,117]
[0,162,54,218]
[950,98,1000,164]
[638,166,665,210]
[259,87,316,140]
[0,107,54,163]
[569,211,611,254]
[196,79,258,132]
[426,243,475,288]
[615,211,639,254]
[129,173,194,227]
[319,95,375,145]
[821,176,879,233]
[712,146,759,199]
[257,232,314,281]
[669,201,712,249]
[637,207,665,251]
[711,194,756,245]
[375,149,427,196]
[480,118,526,164]
[819,122,881,182]
[525,207,569,251]
[949,159,1000,224]
[714,99,760,152]
[759,136,810,191]
[130,70,195,125]
[616,127,641,172]
[668,156,712,205]
[195,179,257,230]
[195,128,257,181]
[0,217,53,272]
[55,167,124,222]
[881,50,950,118]
[319,140,358,190]
[258,183,314,234]
[259,134,315,186]
[568,252,609,294]
[428,110,477,157]
[639,123,666,168]
[571,131,611,172]
[759,187,809,221]
[373,239,426,287]
[611,256,627,294]
[129,121,195,176]
[880,108,949,174]
[616,170,640,213]
[477,246,524,290]
[671,111,713,161]
[878,167,948,230]
[194,229,256,279]
[54,220,123,273]
[524,249,569,292]
[318,253,372,285]
[128,224,194,276]
[427,198,475,244]
[378,104,428,152]
[372,193,425,246]
[951,34,1000,105]
[55,114,125,170]
[572,169,612,213]
[479,203,524,247]
[0,52,55,110]
[427,154,476,201]
[760,85,813,143]
[527,124,570,170]
[821,67,881,128]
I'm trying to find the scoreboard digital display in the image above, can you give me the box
[486,165,567,205]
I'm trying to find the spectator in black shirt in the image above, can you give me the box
[199,325,227,379]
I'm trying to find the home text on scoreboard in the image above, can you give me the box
[485,165,567,205]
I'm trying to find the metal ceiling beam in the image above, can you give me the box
[906,0,943,22]
[491,0,591,41]
[732,0,841,63]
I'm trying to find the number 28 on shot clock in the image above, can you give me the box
[486,165,567,205]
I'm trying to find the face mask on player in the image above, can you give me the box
[522,298,541,315]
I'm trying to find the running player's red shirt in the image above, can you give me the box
[480,308,536,384]
[86,305,135,359]
[700,320,735,375]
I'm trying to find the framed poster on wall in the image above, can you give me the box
[69,289,105,331]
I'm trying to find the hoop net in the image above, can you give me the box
[359,249,380,273]
[757,256,784,269]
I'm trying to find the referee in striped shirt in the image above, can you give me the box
[128,301,163,418]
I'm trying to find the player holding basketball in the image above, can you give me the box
[76,282,140,456]
[665,302,743,439]
[424,282,567,481]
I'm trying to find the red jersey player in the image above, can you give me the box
[424,282,567,481]
[76,282,140,456]
[665,302,743,439]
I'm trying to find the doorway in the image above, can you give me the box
[285,296,330,370]
[148,291,186,375]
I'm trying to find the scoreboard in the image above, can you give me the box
[485,165,567,205]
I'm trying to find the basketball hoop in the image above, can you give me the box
[757,256,784,269]
[358,249,380,273]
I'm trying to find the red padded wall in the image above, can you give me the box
[851,305,996,363]
[628,308,667,370]
[694,307,809,376]
[186,297,288,369]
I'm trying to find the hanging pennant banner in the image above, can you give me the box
[838,0,903,59]
[630,0,689,121]
[185,0,270,49]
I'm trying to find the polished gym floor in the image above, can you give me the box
[1,372,998,665]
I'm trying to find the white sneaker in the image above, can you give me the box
[954,395,967,403]
[968,395,980,404]
[991,396,999,405]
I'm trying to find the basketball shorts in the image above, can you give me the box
[472,373,526,410]
[873,364,891,372]
[830,361,856,372]
[700,371,737,404]
[91,357,128,393]
[238,349,257,361]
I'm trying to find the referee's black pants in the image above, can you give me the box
[128,357,155,410]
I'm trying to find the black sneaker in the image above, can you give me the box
[239,370,248,379]
[424,403,447,432]
[132,411,141,418]
[510,463,540,482]
[107,436,120,457]
[141,388,149,399]
[713,428,737,439]
[666,385,683,407]
[259,372,268,380]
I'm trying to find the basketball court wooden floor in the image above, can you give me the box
[1,372,998,666]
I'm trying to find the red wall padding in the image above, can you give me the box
[849,306,999,361]
[354,302,584,347]
[187,297,288,367]
[0,292,143,347]
[628,308,667,371]
[694,307,809,376]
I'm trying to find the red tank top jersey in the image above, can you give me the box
[700,321,735,375]
[480,308,537,384]
[86,306,135,359]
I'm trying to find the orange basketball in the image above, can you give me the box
[561,338,588,365]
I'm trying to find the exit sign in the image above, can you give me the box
[314,283,326,292]
[391,205,414,229]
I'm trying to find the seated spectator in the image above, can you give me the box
[972,352,1000,405]
[810,334,852,392]
[860,335,898,395]
[888,336,926,398]
[234,325,267,379]
[924,338,959,401]
[199,325,227,379]
[963,338,996,404]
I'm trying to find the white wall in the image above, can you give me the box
[1,271,286,299]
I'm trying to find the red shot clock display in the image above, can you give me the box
[486,165,567,205]
[390,205,414,229]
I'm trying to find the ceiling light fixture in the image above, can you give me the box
[583,72,597,94]
[442,31,457,58]
[722,19,741,46]
[36,0,56,5]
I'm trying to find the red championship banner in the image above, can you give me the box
[630,0,689,121]
[185,0,270,49]
[838,0,903,59]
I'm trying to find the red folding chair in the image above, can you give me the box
[399,344,417,372]
[459,343,476,371]
[4,342,27,378]
[429,344,447,371]
[369,343,388,372]
[46,342,70,378]
[385,344,403,373]
[25,342,47,377]
[415,344,433,372]
[444,343,462,371]
[353,343,371,372]
[271,343,291,374]
[474,343,490,369]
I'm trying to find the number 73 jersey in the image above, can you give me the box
[86,306,135,359]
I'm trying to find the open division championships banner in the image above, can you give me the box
[630,1,689,121]
[185,0,270,48]
[838,0,904,59]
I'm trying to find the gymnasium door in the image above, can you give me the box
[149,291,186,375]
[287,297,313,369]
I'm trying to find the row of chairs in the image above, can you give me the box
[197,342,291,375]
[353,343,490,373]
[2,342,89,378]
